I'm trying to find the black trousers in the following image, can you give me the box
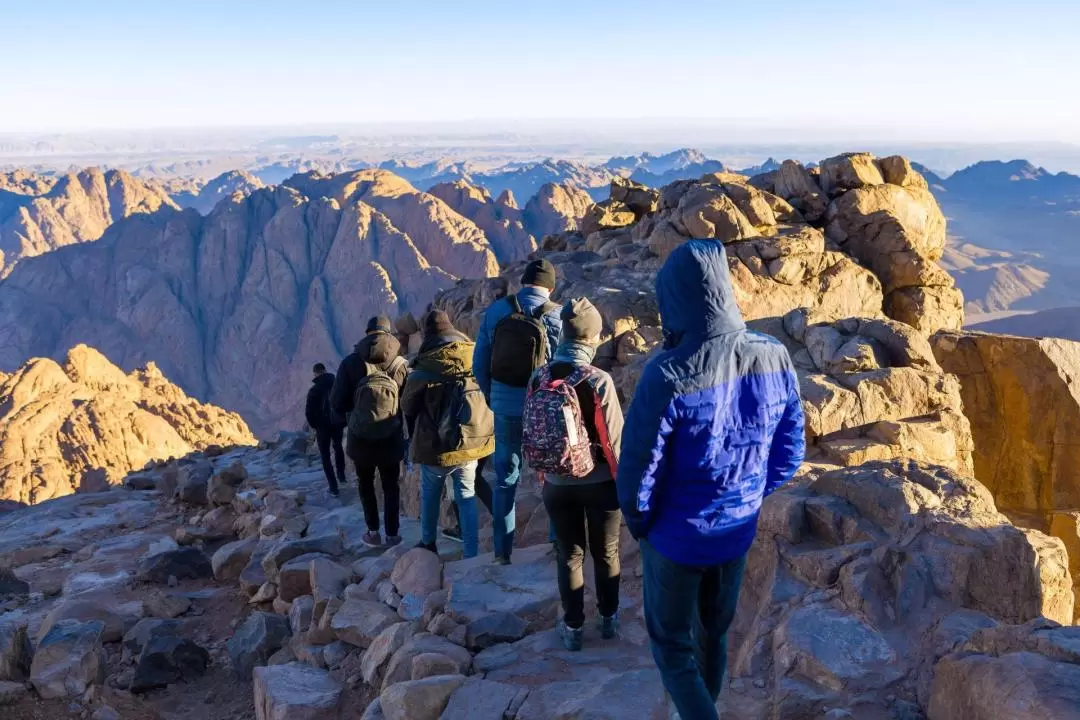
[315,426,346,493]
[356,461,401,537]
[542,480,622,628]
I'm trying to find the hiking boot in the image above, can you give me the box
[493,555,512,566]
[329,488,340,498]
[384,535,403,547]
[559,620,584,651]
[415,541,437,553]
[599,613,619,639]
[361,531,382,547]
[441,527,463,543]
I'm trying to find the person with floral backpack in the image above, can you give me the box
[522,297,624,651]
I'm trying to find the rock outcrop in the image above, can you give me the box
[521,182,593,238]
[428,179,536,263]
[170,170,266,215]
[932,331,1080,619]
[0,170,502,435]
[0,344,254,505]
[755,154,964,333]
[0,167,177,277]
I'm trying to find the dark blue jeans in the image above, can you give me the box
[641,540,747,720]
[492,414,523,560]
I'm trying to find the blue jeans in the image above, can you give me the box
[492,414,523,560]
[420,462,479,558]
[641,540,747,720]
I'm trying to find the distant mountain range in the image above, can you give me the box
[915,159,1080,319]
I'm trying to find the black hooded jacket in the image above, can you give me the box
[330,331,408,418]
[305,372,342,430]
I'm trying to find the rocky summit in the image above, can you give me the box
[0,152,1078,719]
[0,344,254,507]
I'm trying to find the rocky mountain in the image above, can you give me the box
[520,182,594,238]
[966,306,1080,342]
[0,152,1078,720]
[602,148,727,188]
[0,344,253,506]
[0,170,499,436]
[427,181,536,263]
[0,167,177,278]
[919,159,1080,319]
[170,171,266,215]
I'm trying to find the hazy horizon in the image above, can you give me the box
[4,0,1079,143]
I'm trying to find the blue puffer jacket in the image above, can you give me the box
[473,287,562,417]
[616,240,806,566]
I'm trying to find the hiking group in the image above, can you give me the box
[304,240,806,719]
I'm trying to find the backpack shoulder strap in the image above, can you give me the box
[505,294,523,315]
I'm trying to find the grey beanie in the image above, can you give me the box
[561,297,603,344]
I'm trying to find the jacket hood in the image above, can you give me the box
[312,372,335,390]
[415,340,475,378]
[656,240,745,345]
[355,331,401,366]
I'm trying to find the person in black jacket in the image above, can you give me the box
[331,316,409,547]
[306,363,346,497]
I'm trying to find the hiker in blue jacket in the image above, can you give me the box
[473,259,562,564]
[617,239,805,720]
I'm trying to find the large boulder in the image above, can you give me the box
[130,635,210,692]
[378,674,467,720]
[729,460,1074,717]
[253,662,343,720]
[390,548,442,598]
[228,612,292,677]
[138,546,213,584]
[332,599,401,648]
[212,537,259,581]
[0,620,32,680]
[30,619,106,699]
[928,620,1080,719]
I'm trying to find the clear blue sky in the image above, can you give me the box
[3,0,1078,141]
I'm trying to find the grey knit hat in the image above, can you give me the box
[561,297,603,344]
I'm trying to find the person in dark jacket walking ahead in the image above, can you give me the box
[331,316,410,547]
[305,363,346,497]
[473,259,562,564]
[524,297,625,651]
[402,311,495,559]
[617,240,806,720]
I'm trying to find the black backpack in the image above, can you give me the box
[490,295,558,388]
[347,359,406,440]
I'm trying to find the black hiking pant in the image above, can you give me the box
[315,426,346,494]
[356,461,401,537]
[543,480,622,628]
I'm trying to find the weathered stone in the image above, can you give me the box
[240,548,270,595]
[138,547,212,584]
[0,680,28,706]
[410,652,461,680]
[212,537,259,581]
[443,544,559,623]
[379,674,467,720]
[331,599,401,648]
[0,620,31,680]
[121,618,182,664]
[421,589,448,625]
[391,548,442,598]
[514,668,668,720]
[440,677,522,720]
[278,553,331,602]
[253,662,343,720]
[382,634,471,691]
[361,621,418,685]
[465,611,528,650]
[209,460,248,506]
[30,619,106,699]
[250,581,278,604]
[323,640,350,670]
[262,535,343,582]
[130,635,210,692]
[176,461,212,505]
[290,595,315,635]
[144,591,191,619]
[228,612,292,677]
[310,557,351,618]
[37,596,142,644]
